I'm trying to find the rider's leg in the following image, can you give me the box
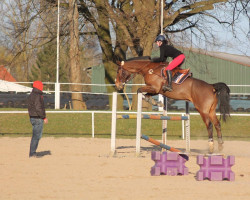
[162,54,185,92]
[162,70,173,92]
[165,54,185,71]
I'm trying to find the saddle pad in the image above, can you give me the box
[173,72,192,84]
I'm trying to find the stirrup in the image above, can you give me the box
[161,68,167,78]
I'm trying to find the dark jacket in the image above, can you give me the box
[28,88,46,119]
[152,43,183,62]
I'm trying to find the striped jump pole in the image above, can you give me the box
[117,114,188,120]
[141,134,189,160]
[141,134,180,152]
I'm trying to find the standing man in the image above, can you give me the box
[28,80,48,158]
[152,34,185,92]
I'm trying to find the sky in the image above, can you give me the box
[212,16,250,56]
[168,1,250,57]
[196,3,250,56]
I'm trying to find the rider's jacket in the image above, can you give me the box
[152,43,183,62]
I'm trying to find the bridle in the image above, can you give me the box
[117,65,136,84]
[117,60,164,87]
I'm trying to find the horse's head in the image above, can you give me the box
[115,61,133,91]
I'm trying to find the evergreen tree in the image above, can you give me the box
[30,43,69,90]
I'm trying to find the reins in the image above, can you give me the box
[119,60,165,83]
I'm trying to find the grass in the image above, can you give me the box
[0,108,250,141]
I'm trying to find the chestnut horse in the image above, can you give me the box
[115,57,230,153]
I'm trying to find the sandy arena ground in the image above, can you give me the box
[0,137,250,200]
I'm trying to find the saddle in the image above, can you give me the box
[160,64,191,84]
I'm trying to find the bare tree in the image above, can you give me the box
[78,0,249,109]
[0,0,39,80]
[1,0,249,111]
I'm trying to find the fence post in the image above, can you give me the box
[182,113,185,139]
[162,96,167,145]
[185,101,190,152]
[55,82,60,109]
[92,112,95,138]
[136,92,142,156]
[111,92,117,155]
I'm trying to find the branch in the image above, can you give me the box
[104,1,138,56]
[166,20,198,33]
[78,0,99,31]
[164,0,227,27]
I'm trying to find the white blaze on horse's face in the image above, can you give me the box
[115,60,133,90]
[115,66,125,90]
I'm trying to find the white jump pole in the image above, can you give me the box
[182,114,185,139]
[136,92,143,156]
[185,115,190,152]
[185,101,190,152]
[111,92,117,155]
[92,112,95,138]
[162,96,167,146]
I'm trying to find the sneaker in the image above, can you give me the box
[29,153,37,158]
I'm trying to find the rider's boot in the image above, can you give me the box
[162,70,173,92]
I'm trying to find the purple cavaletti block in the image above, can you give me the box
[151,151,188,176]
[196,155,235,181]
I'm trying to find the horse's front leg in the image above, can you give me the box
[137,86,163,107]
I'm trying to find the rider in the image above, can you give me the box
[152,34,185,92]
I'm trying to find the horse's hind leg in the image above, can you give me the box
[200,112,214,153]
[209,110,224,152]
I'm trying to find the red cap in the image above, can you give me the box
[33,81,43,91]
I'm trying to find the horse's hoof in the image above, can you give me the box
[218,137,224,144]
[150,98,157,106]
[218,143,224,152]
[144,96,149,102]
[157,101,164,107]
[208,141,214,154]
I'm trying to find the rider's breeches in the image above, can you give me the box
[165,54,185,70]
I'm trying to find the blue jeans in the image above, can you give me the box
[29,118,44,157]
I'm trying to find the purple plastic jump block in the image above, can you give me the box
[196,155,235,181]
[151,151,188,176]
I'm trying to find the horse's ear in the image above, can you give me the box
[116,61,124,66]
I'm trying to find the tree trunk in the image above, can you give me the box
[68,0,86,110]
[95,0,124,110]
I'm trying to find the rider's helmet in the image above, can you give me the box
[155,34,166,42]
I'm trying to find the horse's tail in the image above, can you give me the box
[212,82,230,122]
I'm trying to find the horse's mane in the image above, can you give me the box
[126,56,151,62]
